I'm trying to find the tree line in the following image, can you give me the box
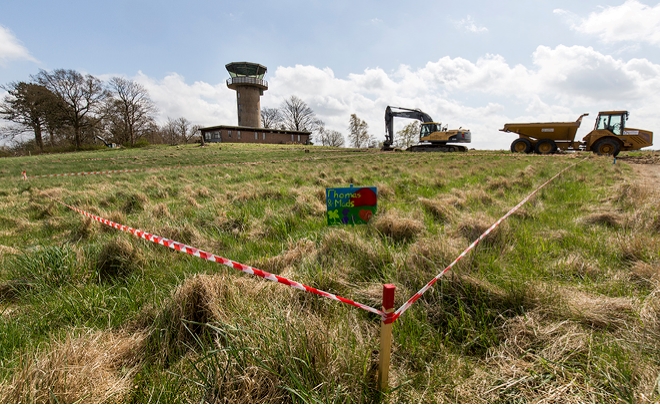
[0,69,197,153]
[1,69,420,153]
[262,95,398,149]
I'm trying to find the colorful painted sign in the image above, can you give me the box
[326,186,377,225]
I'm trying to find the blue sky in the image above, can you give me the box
[2,0,660,149]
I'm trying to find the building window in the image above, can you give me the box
[262,132,266,140]
[237,131,241,139]
[298,135,301,142]
[204,132,210,141]
[212,131,219,139]
[291,134,294,142]
[228,130,232,138]
[255,132,258,140]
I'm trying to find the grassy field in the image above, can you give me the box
[0,143,659,403]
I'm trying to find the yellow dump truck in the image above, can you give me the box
[501,111,653,156]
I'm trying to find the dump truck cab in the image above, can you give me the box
[583,111,653,156]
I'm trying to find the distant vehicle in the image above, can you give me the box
[383,106,471,152]
[96,135,119,148]
[501,111,653,156]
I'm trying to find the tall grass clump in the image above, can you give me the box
[96,237,143,282]
[4,245,83,293]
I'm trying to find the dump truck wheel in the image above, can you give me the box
[593,139,620,156]
[511,138,532,153]
[534,139,557,154]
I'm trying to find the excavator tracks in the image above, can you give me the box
[407,144,468,152]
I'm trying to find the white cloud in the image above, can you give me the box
[133,71,236,126]
[453,15,488,33]
[130,45,660,150]
[0,25,38,66]
[569,0,660,46]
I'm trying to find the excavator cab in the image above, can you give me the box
[420,122,444,138]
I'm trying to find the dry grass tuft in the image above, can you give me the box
[70,216,98,241]
[97,237,143,282]
[454,213,509,247]
[120,192,148,214]
[215,211,248,235]
[438,189,467,209]
[148,274,260,362]
[0,330,145,403]
[486,177,512,191]
[612,233,658,263]
[418,197,458,223]
[152,202,170,218]
[35,187,66,199]
[318,228,392,282]
[372,209,425,242]
[459,310,596,403]
[0,244,20,256]
[376,183,395,198]
[405,236,463,284]
[611,182,652,208]
[157,223,202,246]
[639,288,660,332]
[630,261,660,287]
[466,188,494,205]
[292,187,326,216]
[580,211,623,228]
[553,253,602,280]
[196,186,211,199]
[101,211,127,232]
[256,239,317,273]
[559,287,637,330]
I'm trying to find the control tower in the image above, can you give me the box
[226,62,268,128]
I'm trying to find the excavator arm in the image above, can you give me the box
[384,106,434,149]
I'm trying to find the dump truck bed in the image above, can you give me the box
[500,114,588,142]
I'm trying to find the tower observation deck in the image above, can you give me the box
[226,62,268,128]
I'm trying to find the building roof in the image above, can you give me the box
[599,110,629,115]
[225,62,268,79]
[200,124,311,135]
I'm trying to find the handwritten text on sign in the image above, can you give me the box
[326,186,377,225]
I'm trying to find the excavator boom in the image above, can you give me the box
[384,106,433,148]
[383,105,471,152]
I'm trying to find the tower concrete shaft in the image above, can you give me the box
[226,62,268,128]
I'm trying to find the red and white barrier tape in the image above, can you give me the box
[27,168,146,178]
[63,203,385,318]
[389,158,586,323]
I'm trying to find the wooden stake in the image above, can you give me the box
[377,284,396,392]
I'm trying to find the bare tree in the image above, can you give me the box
[163,117,198,145]
[105,77,157,146]
[395,121,420,149]
[348,113,371,148]
[261,107,282,129]
[0,82,64,151]
[316,126,345,147]
[280,95,320,132]
[34,69,107,149]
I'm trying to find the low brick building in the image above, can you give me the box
[200,125,311,145]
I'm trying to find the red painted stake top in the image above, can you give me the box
[382,282,396,309]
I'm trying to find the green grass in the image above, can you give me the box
[0,144,659,403]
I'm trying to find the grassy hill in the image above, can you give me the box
[0,143,658,403]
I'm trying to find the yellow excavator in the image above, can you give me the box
[382,106,471,152]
